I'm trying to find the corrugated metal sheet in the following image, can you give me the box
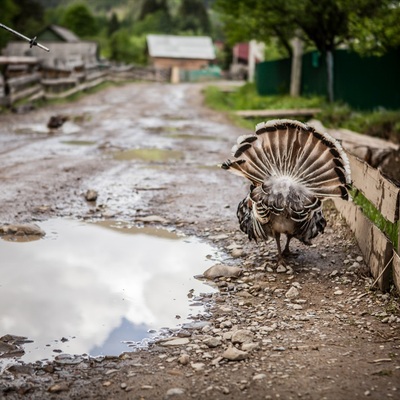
[147,34,215,60]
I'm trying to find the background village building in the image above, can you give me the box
[3,25,99,78]
[147,34,215,73]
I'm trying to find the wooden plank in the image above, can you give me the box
[234,108,321,119]
[348,153,400,223]
[334,198,393,291]
[0,56,38,64]
[393,252,400,293]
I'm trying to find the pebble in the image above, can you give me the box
[203,336,222,348]
[178,354,190,365]
[231,329,254,344]
[253,373,267,381]
[334,290,344,295]
[277,265,287,273]
[160,338,190,347]
[222,346,248,361]
[85,189,98,202]
[165,388,185,397]
[285,286,300,299]
[203,264,242,279]
[191,362,205,371]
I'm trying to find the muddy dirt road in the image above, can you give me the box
[0,82,399,399]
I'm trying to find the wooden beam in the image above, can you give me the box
[393,252,400,293]
[234,108,321,119]
[348,153,400,223]
[334,198,393,292]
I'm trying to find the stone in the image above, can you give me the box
[159,338,190,347]
[231,329,253,344]
[242,342,260,352]
[203,264,242,279]
[285,286,300,299]
[222,346,248,361]
[178,354,190,365]
[253,373,267,381]
[165,388,185,397]
[203,336,222,348]
[85,189,98,202]
[0,223,45,237]
[277,265,287,273]
[191,362,205,371]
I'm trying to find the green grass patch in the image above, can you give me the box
[351,189,399,250]
[204,83,400,144]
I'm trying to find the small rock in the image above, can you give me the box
[334,290,343,295]
[231,248,244,258]
[203,264,242,279]
[231,329,253,344]
[160,338,190,347]
[48,383,69,393]
[0,223,45,237]
[242,342,260,352]
[253,373,267,381]
[135,215,168,224]
[165,388,185,397]
[178,354,190,365]
[203,336,222,348]
[191,362,205,371]
[222,346,248,361]
[277,265,287,273]
[285,286,300,299]
[85,189,98,202]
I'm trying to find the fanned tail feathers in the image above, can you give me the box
[221,119,351,203]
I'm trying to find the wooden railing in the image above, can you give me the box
[333,153,399,292]
[0,65,171,106]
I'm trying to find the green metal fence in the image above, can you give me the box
[256,49,400,110]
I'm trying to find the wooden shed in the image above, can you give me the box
[2,25,99,76]
[146,34,215,70]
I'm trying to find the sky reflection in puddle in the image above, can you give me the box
[0,219,219,365]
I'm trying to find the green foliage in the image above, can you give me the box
[318,106,400,144]
[204,83,324,111]
[107,12,120,36]
[178,0,210,34]
[108,29,146,64]
[61,2,98,38]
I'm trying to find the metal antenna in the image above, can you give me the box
[0,22,50,52]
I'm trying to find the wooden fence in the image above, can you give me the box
[0,64,170,106]
[333,153,399,292]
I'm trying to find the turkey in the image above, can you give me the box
[221,119,351,265]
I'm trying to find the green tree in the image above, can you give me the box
[214,0,398,102]
[139,0,170,20]
[61,2,98,38]
[178,0,210,34]
[108,12,120,36]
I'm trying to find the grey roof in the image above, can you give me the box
[147,34,215,60]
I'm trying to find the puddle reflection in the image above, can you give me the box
[0,219,219,364]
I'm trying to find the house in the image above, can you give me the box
[146,34,216,70]
[2,25,99,77]
[231,40,265,81]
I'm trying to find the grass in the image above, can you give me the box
[204,83,400,144]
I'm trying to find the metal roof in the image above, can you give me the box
[147,34,215,60]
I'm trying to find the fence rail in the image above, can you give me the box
[0,65,170,106]
[333,152,400,292]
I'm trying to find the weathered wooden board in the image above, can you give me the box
[235,108,321,119]
[348,153,399,223]
[393,252,400,293]
[334,198,393,291]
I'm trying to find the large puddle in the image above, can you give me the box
[0,219,220,367]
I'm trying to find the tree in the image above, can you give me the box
[214,0,398,102]
[139,0,170,21]
[108,12,120,37]
[61,2,98,38]
[178,0,211,34]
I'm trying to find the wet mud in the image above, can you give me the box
[0,82,399,399]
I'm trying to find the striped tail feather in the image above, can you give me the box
[222,119,351,202]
